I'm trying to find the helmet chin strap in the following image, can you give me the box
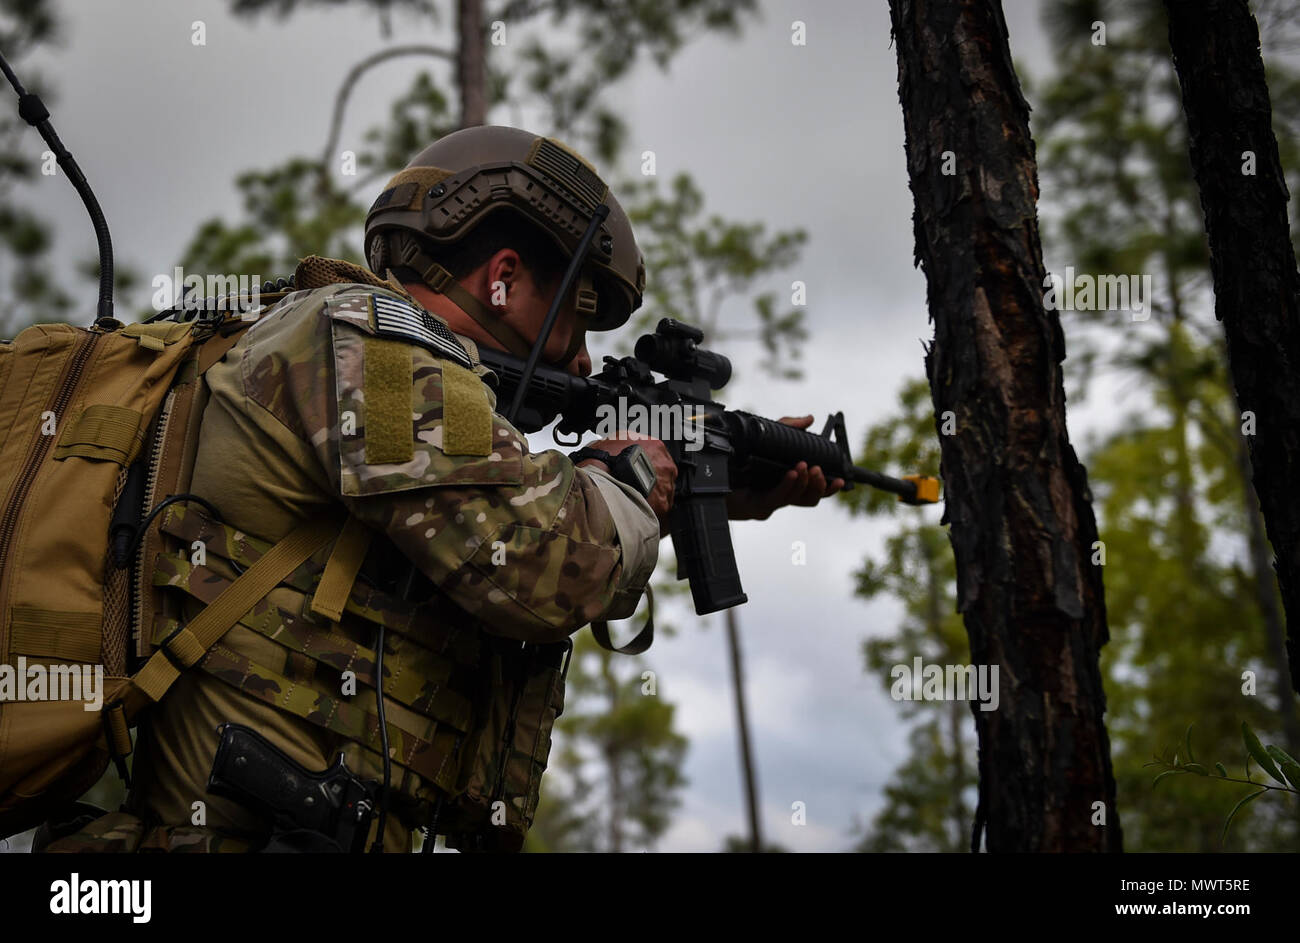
[503,204,611,424]
[390,230,594,371]
[553,265,597,369]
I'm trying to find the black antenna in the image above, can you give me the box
[0,46,114,326]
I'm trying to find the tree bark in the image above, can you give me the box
[1233,400,1300,748]
[725,607,763,853]
[888,0,1121,852]
[457,0,488,128]
[1165,0,1300,697]
[599,654,623,853]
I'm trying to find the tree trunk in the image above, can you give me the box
[1233,398,1300,749]
[725,607,763,853]
[599,653,623,853]
[1165,0,1300,697]
[888,0,1121,852]
[456,0,487,128]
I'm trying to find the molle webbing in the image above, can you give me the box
[150,505,480,791]
[132,517,339,705]
[151,554,475,731]
[156,504,481,661]
[198,642,460,791]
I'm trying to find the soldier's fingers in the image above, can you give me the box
[778,415,815,429]
[757,465,803,515]
[770,467,802,505]
[799,466,829,504]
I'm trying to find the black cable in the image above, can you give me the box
[125,493,227,567]
[0,46,114,325]
[504,204,609,424]
[369,623,392,853]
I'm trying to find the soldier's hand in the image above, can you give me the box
[725,415,845,521]
[578,433,677,536]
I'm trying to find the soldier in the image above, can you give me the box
[93,126,841,853]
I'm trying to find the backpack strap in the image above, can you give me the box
[131,516,340,703]
[589,585,656,655]
[309,515,373,622]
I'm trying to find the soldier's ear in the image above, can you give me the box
[486,248,521,291]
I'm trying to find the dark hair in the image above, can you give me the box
[391,212,568,292]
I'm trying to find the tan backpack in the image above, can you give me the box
[0,300,327,840]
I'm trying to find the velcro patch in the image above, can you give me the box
[370,294,473,369]
[441,361,492,456]
[363,337,414,465]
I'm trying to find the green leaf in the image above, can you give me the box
[1280,762,1300,792]
[1215,763,1228,778]
[1185,724,1196,765]
[1221,788,1267,845]
[1265,744,1300,768]
[1242,723,1287,785]
[1153,769,1181,788]
[1265,747,1300,791]
[1184,763,1210,776]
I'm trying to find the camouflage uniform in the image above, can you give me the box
[121,258,659,853]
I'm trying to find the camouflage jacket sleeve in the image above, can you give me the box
[234,283,658,644]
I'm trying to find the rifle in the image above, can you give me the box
[477,317,940,616]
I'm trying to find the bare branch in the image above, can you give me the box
[319,44,455,191]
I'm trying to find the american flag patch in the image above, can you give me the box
[370,293,473,369]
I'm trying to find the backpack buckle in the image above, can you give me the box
[100,700,133,787]
[158,622,194,670]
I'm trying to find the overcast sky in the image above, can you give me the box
[7,0,1082,852]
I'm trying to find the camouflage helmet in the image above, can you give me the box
[364,125,645,333]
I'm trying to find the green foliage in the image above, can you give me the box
[1146,723,1299,848]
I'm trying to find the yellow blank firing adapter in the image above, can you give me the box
[901,475,941,504]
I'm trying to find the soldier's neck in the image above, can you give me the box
[403,280,506,354]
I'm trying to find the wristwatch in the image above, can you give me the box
[569,444,658,500]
